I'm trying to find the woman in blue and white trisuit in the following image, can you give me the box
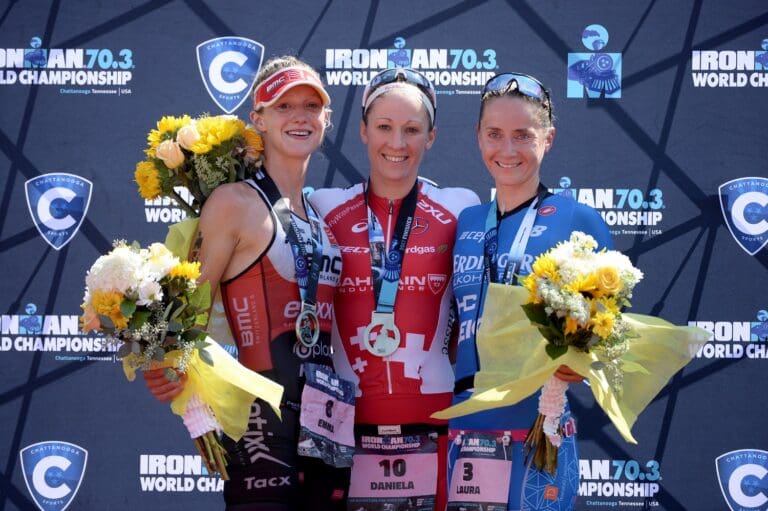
[446,73,613,511]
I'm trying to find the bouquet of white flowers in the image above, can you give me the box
[82,241,282,479]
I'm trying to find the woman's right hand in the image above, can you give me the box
[142,368,187,402]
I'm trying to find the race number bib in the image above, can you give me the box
[348,429,439,510]
[298,363,355,467]
[447,431,512,511]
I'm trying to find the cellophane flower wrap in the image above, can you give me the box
[433,232,709,475]
[81,241,282,479]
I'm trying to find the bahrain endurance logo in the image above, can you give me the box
[567,24,622,99]
[719,177,768,256]
[20,441,88,511]
[716,449,768,511]
[196,37,264,114]
[25,173,92,250]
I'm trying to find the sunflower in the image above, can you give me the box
[134,160,162,199]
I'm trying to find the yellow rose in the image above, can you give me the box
[155,140,185,169]
[176,123,201,150]
[596,266,622,296]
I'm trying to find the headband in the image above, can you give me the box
[362,82,435,125]
[253,67,331,110]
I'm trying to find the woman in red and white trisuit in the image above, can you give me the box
[312,68,479,511]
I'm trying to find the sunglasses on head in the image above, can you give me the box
[482,72,552,122]
[362,67,437,112]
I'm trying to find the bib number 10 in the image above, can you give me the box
[379,458,407,477]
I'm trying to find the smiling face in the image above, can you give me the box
[477,95,554,192]
[360,87,435,197]
[250,84,327,164]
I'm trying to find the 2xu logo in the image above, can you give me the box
[20,441,88,511]
[25,173,92,250]
[196,37,264,114]
[716,449,768,511]
[719,177,768,255]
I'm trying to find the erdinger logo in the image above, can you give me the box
[567,24,622,99]
[719,177,768,255]
[25,173,92,250]
[20,441,88,511]
[716,449,768,511]
[196,37,264,113]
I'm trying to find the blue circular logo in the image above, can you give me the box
[582,24,609,51]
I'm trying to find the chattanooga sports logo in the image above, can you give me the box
[25,173,91,250]
[144,186,193,224]
[139,454,223,493]
[325,37,499,94]
[689,310,768,360]
[579,458,662,507]
[197,37,264,113]
[0,36,133,95]
[550,176,665,235]
[1,302,115,358]
[716,449,768,511]
[692,38,768,88]
[719,177,768,256]
[20,441,87,511]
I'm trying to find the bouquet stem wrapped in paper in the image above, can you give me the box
[433,232,709,475]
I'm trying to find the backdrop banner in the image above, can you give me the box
[1,2,767,510]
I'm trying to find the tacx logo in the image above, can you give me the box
[25,173,92,250]
[196,37,264,114]
[20,441,88,511]
[567,24,622,99]
[716,449,768,511]
[719,177,768,255]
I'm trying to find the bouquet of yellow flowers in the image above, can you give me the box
[134,114,264,218]
[81,241,282,479]
[433,232,708,475]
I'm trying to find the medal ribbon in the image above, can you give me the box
[365,180,419,314]
[254,170,324,310]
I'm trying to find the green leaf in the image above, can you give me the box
[131,240,141,251]
[195,313,209,327]
[152,347,165,362]
[182,328,207,343]
[198,348,214,366]
[164,367,179,382]
[120,299,137,319]
[116,343,132,359]
[98,314,114,329]
[167,320,182,333]
[188,281,212,311]
[545,343,568,360]
[131,341,142,354]
[590,360,606,371]
[170,302,187,319]
[128,310,151,330]
[521,303,549,325]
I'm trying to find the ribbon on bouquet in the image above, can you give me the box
[432,284,709,443]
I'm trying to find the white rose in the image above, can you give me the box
[156,140,185,169]
[176,122,200,150]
